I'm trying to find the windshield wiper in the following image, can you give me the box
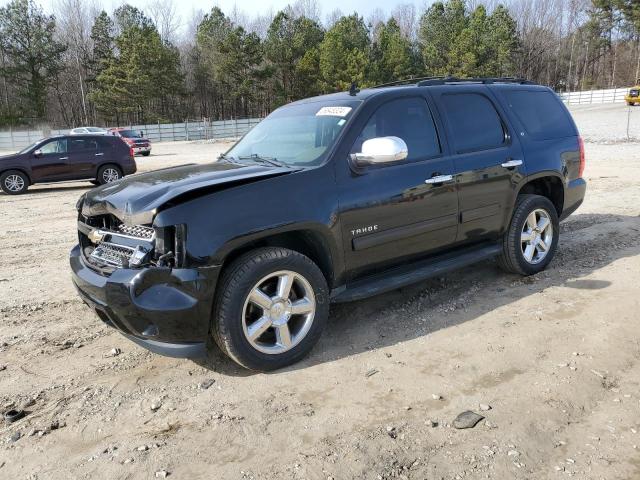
[237,154,288,168]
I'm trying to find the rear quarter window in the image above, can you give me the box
[502,90,576,140]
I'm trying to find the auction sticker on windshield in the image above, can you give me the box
[316,106,352,117]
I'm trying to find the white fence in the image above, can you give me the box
[559,87,630,105]
[0,117,262,151]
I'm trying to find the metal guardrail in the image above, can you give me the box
[0,117,263,151]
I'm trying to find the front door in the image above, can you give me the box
[29,138,69,182]
[430,86,525,243]
[338,96,459,278]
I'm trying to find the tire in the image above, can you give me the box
[0,170,29,195]
[141,151,151,157]
[497,194,559,276]
[212,247,329,371]
[96,164,123,185]
[628,102,635,106]
[90,180,100,186]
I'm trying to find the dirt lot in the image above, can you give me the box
[1,104,640,479]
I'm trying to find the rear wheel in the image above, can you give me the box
[212,247,329,371]
[141,151,151,157]
[97,165,122,185]
[0,170,29,195]
[497,194,559,276]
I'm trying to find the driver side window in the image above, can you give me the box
[39,139,67,155]
[351,97,441,162]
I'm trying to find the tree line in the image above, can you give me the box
[0,0,638,128]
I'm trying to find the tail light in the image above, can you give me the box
[129,147,135,159]
[578,136,585,178]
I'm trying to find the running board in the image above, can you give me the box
[331,243,502,303]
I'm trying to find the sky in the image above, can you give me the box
[1,0,430,23]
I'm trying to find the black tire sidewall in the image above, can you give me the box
[509,195,559,275]
[213,248,329,371]
[0,170,29,194]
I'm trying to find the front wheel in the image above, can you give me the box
[212,247,329,371]
[0,170,29,194]
[141,151,151,157]
[497,194,559,276]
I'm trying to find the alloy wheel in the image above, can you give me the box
[4,174,25,192]
[242,270,316,354]
[520,208,553,264]
[102,168,120,183]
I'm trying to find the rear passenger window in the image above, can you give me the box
[441,93,505,153]
[69,139,98,152]
[502,90,575,140]
[351,97,441,162]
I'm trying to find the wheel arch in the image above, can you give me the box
[97,162,123,174]
[515,173,565,217]
[0,167,32,185]
[216,227,339,289]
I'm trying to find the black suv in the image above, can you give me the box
[0,134,136,194]
[71,78,586,371]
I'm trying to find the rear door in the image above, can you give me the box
[67,137,100,179]
[430,86,525,243]
[338,95,459,278]
[29,138,69,181]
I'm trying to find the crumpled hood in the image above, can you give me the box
[81,161,295,225]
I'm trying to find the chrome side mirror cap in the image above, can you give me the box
[351,136,408,166]
[33,149,42,157]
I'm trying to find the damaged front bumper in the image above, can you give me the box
[70,244,220,358]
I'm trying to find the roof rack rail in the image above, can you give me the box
[371,76,450,88]
[416,76,535,86]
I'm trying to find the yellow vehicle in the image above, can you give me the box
[626,83,640,106]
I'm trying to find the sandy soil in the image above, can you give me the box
[1,105,639,479]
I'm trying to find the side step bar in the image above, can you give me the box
[331,243,502,303]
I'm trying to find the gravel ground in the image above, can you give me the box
[1,104,639,479]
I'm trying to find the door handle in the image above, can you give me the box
[95,153,104,156]
[501,159,523,168]
[59,156,69,160]
[425,174,454,184]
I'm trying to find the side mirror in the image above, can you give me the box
[351,136,408,166]
[34,149,42,157]
[139,131,144,137]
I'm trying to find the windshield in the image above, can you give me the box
[17,140,43,154]
[86,127,105,132]
[225,100,361,167]
[118,130,140,138]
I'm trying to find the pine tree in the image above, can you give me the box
[0,0,66,121]
[318,13,370,92]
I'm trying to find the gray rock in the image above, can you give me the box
[198,379,215,390]
[479,403,492,411]
[155,470,169,478]
[453,411,485,429]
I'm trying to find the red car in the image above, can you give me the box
[108,128,151,156]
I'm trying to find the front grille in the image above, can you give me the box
[117,223,154,240]
[89,242,136,268]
